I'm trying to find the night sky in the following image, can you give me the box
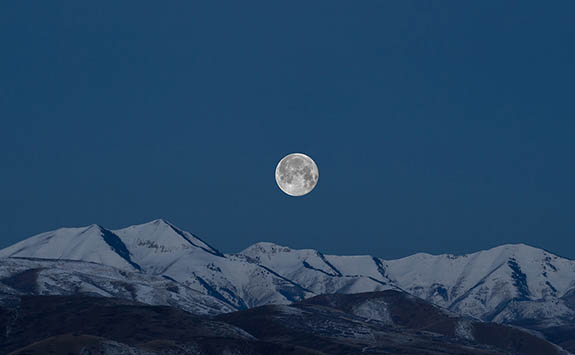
[1,2,574,259]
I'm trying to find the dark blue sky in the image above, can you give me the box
[1,2,574,259]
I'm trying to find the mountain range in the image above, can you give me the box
[2,292,568,355]
[1,219,574,353]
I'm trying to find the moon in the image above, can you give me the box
[275,153,319,196]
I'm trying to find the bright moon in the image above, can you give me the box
[275,153,319,196]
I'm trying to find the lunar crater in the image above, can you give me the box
[275,153,319,196]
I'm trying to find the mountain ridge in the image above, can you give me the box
[3,220,563,261]
[1,219,574,332]
[5,292,570,355]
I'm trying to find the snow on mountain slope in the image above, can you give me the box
[0,225,140,271]
[1,220,574,328]
[0,220,314,310]
[238,242,399,295]
[238,241,575,326]
[113,219,223,259]
[381,244,575,322]
[112,220,314,308]
[0,257,234,314]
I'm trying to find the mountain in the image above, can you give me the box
[1,219,575,351]
[2,291,568,355]
[237,241,575,328]
[382,244,575,326]
[237,242,399,295]
[0,295,297,355]
[0,224,141,271]
[0,257,234,314]
[0,220,314,310]
[220,290,569,355]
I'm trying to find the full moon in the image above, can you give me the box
[275,153,319,196]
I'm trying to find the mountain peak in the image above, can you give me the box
[121,218,174,231]
[392,243,552,263]
[490,243,543,252]
[486,242,533,250]
[113,220,223,257]
[84,223,107,232]
[0,224,141,270]
[146,218,172,226]
[241,242,292,255]
[475,243,556,261]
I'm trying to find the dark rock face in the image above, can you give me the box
[508,258,530,300]
[99,228,142,271]
[2,290,564,355]
[0,268,42,293]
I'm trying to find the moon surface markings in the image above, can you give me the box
[275,153,319,196]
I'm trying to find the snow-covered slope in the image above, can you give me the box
[0,257,234,314]
[237,241,575,326]
[381,244,575,325]
[0,220,313,310]
[1,220,574,328]
[0,225,141,271]
[237,242,399,295]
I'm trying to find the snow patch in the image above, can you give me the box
[352,299,393,325]
[455,320,474,340]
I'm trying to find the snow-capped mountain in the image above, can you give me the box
[0,220,313,310]
[235,242,399,296]
[239,241,575,327]
[0,257,234,315]
[1,219,574,330]
[383,244,575,326]
[0,224,142,271]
